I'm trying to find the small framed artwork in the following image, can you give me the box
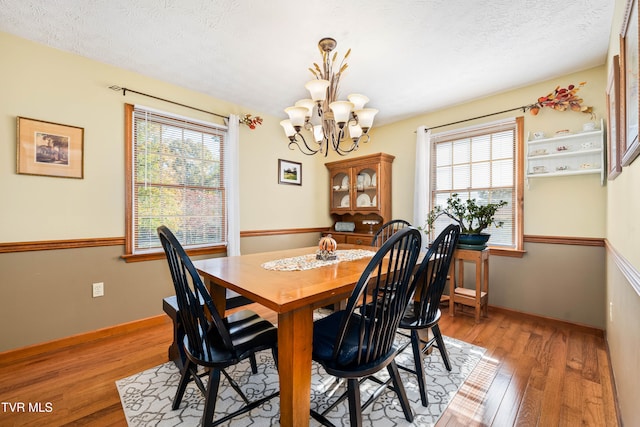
[620,0,640,166]
[278,159,302,185]
[607,55,622,180]
[17,117,84,179]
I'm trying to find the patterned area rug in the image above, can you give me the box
[117,313,486,426]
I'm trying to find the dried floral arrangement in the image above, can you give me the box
[239,114,263,129]
[526,82,594,119]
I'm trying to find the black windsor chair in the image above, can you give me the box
[311,227,422,427]
[371,219,412,247]
[157,225,279,427]
[397,223,460,406]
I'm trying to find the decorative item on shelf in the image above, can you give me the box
[556,145,569,151]
[423,193,508,250]
[239,114,263,129]
[317,234,338,260]
[526,82,595,119]
[532,166,547,174]
[335,222,356,232]
[582,121,596,131]
[280,37,378,157]
[533,131,545,139]
[555,129,570,135]
[362,220,380,234]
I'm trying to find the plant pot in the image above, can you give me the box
[457,233,490,250]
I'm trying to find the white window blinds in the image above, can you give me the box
[431,119,517,248]
[131,106,227,252]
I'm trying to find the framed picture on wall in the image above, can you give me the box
[620,0,640,166]
[278,159,302,185]
[607,55,622,180]
[16,117,84,179]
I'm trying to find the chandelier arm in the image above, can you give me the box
[330,127,351,156]
[288,133,322,156]
[336,141,357,156]
[337,133,371,156]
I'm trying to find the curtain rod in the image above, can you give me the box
[424,105,529,132]
[108,85,229,120]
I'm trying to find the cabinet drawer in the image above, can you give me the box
[329,234,347,244]
[346,235,371,245]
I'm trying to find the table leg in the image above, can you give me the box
[203,279,227,316]
[449,260,456,317]
[278,306,313,427]
[483,257,489,317]
[475,258,481,323]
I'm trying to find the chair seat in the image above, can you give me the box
[313,311,359,366]
[186,309,276,368]
[312,311,397,378]
[225,310,277,356]
[399,303,442,330]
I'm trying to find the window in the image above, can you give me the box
[124,104,227,258]
[429,117,524,252]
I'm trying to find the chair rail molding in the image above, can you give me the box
[605,239,640,297]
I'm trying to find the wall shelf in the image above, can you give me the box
[526,118,605,186]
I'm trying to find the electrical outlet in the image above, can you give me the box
[92,282,104,298]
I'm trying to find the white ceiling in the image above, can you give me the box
[0,0,615,126]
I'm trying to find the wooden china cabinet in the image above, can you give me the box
[323,153,394,245]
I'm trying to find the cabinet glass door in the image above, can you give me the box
[354,165,378,209]
[330,169,351,210]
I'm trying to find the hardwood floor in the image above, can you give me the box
[0,304,619,426]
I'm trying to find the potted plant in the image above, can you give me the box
[424,193,508,249]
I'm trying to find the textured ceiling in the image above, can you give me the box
[0,0,615,126]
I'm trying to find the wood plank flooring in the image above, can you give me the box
[0,305,619,426]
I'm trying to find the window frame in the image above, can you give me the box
[122,103,227,262]
[429,116,524,256]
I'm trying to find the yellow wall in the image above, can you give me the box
[0,31,327,244]
[369,66,607,237]
[602,0,640,424]
[362,67,608,329]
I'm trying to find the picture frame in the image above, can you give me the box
[607,55,622,180]
[278,159,302,185]
[17,117,84,179]
[620,0,640,166]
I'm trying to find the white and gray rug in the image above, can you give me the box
[117,314,486,426]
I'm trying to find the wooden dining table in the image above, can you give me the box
[193,244,378,427]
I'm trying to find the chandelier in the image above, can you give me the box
[280,37,378,157]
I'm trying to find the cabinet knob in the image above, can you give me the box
[356,239,363,245]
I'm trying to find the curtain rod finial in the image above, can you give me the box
[109,85,126,96]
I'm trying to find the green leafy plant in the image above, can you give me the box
[425,193,508,234]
